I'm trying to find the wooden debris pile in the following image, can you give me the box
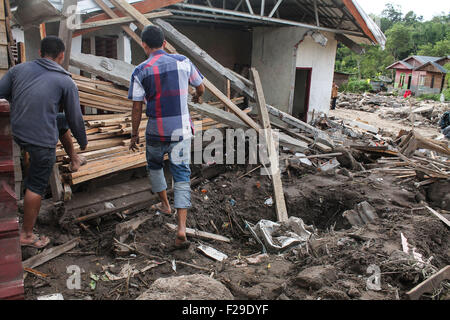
[56,74,228,186]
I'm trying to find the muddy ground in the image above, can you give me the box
[21,161,450,300]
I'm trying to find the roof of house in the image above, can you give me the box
[386,55,445,71]
[415,61,449,73]
[21,0,384,47]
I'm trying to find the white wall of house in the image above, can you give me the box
[296,31,337,117]
[252,26,337,122]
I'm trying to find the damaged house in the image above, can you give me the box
[386,55,449,96]
[13,0,385,122]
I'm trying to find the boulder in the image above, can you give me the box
[294,265,337,290]
[136,274,234,300]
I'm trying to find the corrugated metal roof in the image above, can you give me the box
[0,102,24,300]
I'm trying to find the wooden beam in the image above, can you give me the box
[426,206,450,228]
[75,11,172,30]
[58,0,77,70]
[406,266,450,300]
[166,223,231,243]
[91,0,142,48]
[251,68,288,222]
[49,163,64,201]
[73,0,182,37]
[22,238,79,269]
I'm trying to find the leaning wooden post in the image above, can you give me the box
[58,0,77,70]
[251,68,288,222]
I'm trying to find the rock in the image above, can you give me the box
[136,274,234,300]
[317,287,350,300]
[347,287,361,298]
[294,265,337,290]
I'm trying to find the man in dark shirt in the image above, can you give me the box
[0,36,88,248]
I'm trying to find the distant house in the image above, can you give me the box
[333,71,354,88]
[386,55,448,95]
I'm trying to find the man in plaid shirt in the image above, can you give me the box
[128,26,204,249]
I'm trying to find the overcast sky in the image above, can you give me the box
[357,0,450,21]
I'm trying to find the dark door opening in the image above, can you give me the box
[407,74,412,89]
[292,68,312,122]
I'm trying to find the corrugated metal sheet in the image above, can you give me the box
[0,101,24,300]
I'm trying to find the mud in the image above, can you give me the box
[22,163,450,300]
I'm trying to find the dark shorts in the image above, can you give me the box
[14,113,69,197]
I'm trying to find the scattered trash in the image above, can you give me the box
[197,244,228,262]
[247,217,314,253]
[104,202,115,209]
[171,260,177,273]
[245,254,269,265]
[37,293,64,300]
[229,199,236,206]
[318,158,340,172]
[89,280,96,290]
[264,198,273,206]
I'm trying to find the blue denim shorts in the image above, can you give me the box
[14,113,69,197]
[146,138,191,208]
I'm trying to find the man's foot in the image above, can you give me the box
[151,202,174,216]
[68,155,87,173]
[174,234,190,249]
[20,233,50,249]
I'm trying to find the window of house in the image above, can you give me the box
[419,75,425,86]
[399,73,405,87]
[431,75,435,88]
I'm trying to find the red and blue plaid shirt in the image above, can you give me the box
[128,49,203,142]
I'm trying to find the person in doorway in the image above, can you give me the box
[0,36,88,248]
[128,26,204,249]
[331,82,339,110]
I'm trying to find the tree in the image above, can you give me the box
[418,37,450,56]
[385,23,414,60]
[380,3,403,32]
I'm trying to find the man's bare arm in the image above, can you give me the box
[192,83,205,103]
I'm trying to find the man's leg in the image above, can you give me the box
[19,143,54,247]
[147,141,171,214]
[168,138,191,246]
[57,113,85,172]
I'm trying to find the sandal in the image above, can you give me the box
[21,234,50,249]
[151,202,175,216]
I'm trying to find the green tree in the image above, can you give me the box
[385,23,414,60]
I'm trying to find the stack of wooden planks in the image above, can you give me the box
[57,74,233,185]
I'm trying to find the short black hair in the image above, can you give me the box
[141,25,164,49]
[40,36,65,59]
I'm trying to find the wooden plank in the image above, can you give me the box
[71,156,146,184]
[22,238,80,269]
[406,266,450,300]
[116,214,152,242]
[49,163,63,201]
[426,206,450,228]
[251,68,288,222]
[153,18,254,98]
[74,0,182,37]
[90,0,145,47]
[75,10,172,30]
[166,223,231,243]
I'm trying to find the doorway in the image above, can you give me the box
[407,74,412,89]
[292,68,312,122]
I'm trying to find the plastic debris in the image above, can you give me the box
[171,260,177,272]
[229,199,236,206]
[246,217,314,253]
[197,244,228,262]
[264,198,273,206]
[104,202,115,209]
[37,293,64,300]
